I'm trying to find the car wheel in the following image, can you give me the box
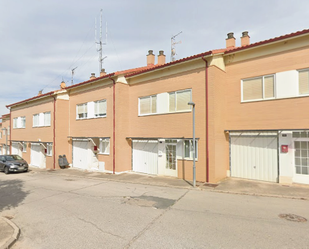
[4,167,9,174]
[24,168,28,172]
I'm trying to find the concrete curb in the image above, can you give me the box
[0,217,20,249]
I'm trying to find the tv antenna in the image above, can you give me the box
[71,66,78,85]
[95,9,107,72]
[171,31,182,62]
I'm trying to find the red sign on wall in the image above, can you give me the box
[281,145,288,153]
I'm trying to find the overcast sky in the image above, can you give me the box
[0,0,309,116]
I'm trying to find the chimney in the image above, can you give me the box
[226,32,236,49]
[157,50,166,65]
[38,90,43,96]
[147,50,155,66]
[241,31,250,46]
[90,73,96,80]
[100,69,106,77]
[60,81,66,89]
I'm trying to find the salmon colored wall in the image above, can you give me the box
[68,81,114,171]
[127,66,207,182]
[0,116,10,153]
[207,65,229,183]
[55,99,70,169]
[10,98,54,142]
[225,46,309,130]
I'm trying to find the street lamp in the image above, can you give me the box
[188,101,196,187]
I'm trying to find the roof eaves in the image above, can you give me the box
[6,91,55,108]
[125,51,213,78]
[65,72,115,90]
[225,29,309,54]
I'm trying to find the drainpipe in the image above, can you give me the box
[53,96,56,169]
[202,57,209,182]
[109,76,116,174]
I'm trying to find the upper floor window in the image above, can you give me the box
[0,132,2,139]
[77,103,88,119]
[242,75,275,101]
[139,95,157,115]
[33,112,51,127]
[169,89,192,112]
[13,116,26,129]
[77,100,107,120]
[94,100,107,117]
[298,70,309,95]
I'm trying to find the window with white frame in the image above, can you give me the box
[139,95,157,115]
[46,143,52,156]
[94,100,107,117]
[169,89,192,112]
[298,69,309,95]
[99,138,110,154]
[77,100,107,120]
[184,139,198,160]
[33,112,51,127]
[7,126,10,136]
[0,132,2,139]
[22,142,27,152]
[242,75,275,101]
[13,116,26,129]
[77,103,88,119]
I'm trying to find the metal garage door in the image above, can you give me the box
[230,132,278,182]
[133,140,158,175]
[12,143,22,157]
[73,140,89,169]
[31,143,42,167]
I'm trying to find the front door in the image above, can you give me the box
[294,140,309,184]
[165,140,177,177]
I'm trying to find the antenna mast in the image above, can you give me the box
[71,66,78,85]
[96,9,107,73]
[171,31,182,62]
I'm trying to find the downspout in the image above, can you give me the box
[53,96,56,169]
[109,76,116,174]
[202,57,209,182]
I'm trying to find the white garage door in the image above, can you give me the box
[133,140,158,175]
[12,143,22,157]
[31,143,42,167]
[230,132,278,182]
[73,140,89,169]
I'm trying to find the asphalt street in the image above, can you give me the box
[0,170,308,249]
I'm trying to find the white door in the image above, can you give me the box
[12,143,22,157]
[31,143,42,167]
[133,140,158,175]
[293,140,309,184]
[230,133,278,182]
[73,140,89,170]
[165,140,178,177]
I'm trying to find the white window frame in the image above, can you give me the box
[298,69,309,96]
[13,116,26,129]
[183,139,198,160]
[33,112,50,127]
[99,138,110,155]
[139,95,157,116]
[241,74,276,102]
[94,100,107,117]
[168,89,192,113]
[0,132,2,139]
[46,143,52,156]
[76,103,88,119]
[22,142,27,152]
[33,114,39,127]
[44,112,51,126]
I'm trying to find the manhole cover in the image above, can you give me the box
[279,214,307,222]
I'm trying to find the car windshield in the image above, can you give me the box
[5,155,23,161]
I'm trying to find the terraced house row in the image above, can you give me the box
[2,29,309,185]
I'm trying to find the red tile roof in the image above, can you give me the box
[65,73,115,90]
[225,29,309,54]
[6,91,55,108]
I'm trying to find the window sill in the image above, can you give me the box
[138,110,191,117]
[76,116,106,121]
[32,126,51,128]
[98,153,110,155]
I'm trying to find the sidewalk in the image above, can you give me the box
[1,167,309,248]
